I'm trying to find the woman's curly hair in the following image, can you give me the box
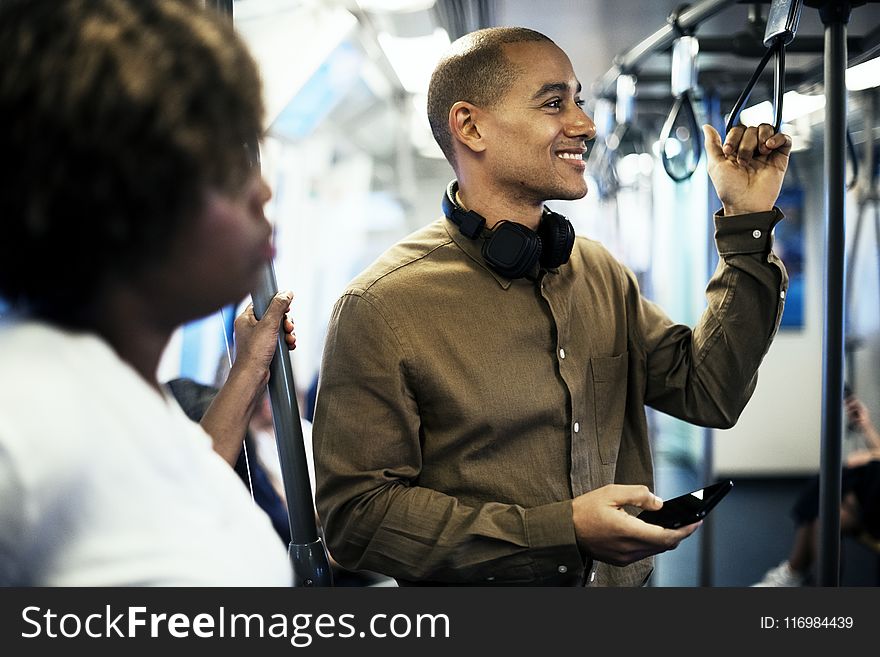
[0,0,264,323]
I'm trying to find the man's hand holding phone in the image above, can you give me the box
[571,484,703,567]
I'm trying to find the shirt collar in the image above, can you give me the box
[443,218,516,289]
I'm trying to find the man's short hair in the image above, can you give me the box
[0,0,264,324]
[427,27,553,167]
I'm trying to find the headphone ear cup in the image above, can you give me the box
[537,212,575,269]
[481,221,542,279]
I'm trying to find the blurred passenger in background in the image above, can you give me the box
[169,364,391,586]
[753,394,880,586]
[314,27,792,586]
[166,377,293,547]
[0,0,294,585]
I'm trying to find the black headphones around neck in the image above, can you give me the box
[442,180,575,279]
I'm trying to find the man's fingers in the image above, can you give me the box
[664,521,702,549]
[612,484,663,511]
[702,124,724,163]
[757,123,775,155]
[767,131,793,157]
[720,123,792,165]
[723,124,745,156]
[737,126,759,164]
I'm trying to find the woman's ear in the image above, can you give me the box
[449,101,487,155]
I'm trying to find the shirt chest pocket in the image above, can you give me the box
[590,352,628,465]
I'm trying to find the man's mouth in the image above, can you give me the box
[556,150,586,167]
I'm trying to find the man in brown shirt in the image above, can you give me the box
[313,27,790,586]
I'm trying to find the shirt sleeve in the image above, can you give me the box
[313,291,585,584]
[632,207,788,427]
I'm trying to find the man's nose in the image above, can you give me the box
[566,108,596,141]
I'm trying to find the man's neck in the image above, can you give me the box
[456,177,544,231]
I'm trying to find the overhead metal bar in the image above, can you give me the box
[593,0,738,97]
[689,34,863,54]
[796,20,879,89]
[836,21,880,66]
[623,68,810,86]
[594,0,874,101]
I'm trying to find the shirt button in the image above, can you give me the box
[780,289,786,299]
[558,565,568,574]
[486,576,495,581]
[752,229,762,239]
[573,422,580,433]
[559,348,566,359]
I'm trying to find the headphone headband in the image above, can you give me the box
[442,181,484,239]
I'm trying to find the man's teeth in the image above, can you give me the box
[557,152,583,160]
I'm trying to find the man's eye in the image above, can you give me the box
[575,98,586,108]
[545,99,561,109]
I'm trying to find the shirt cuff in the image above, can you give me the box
[524,500,589,579]
[714,207,784,256]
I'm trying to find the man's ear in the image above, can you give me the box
[449,101,487,154]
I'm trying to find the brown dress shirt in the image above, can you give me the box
[313,208,787,586]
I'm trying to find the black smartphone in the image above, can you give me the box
[637,480,733,529]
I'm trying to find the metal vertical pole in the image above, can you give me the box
[252,268,333,587]
[700,92,725,588]
[699,427,714,587]
[816,0,851,587]
[210,0,332,587]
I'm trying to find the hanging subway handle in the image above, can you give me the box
[725,0,803,136]
[661,93,703,182]
[662,33,703,182]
